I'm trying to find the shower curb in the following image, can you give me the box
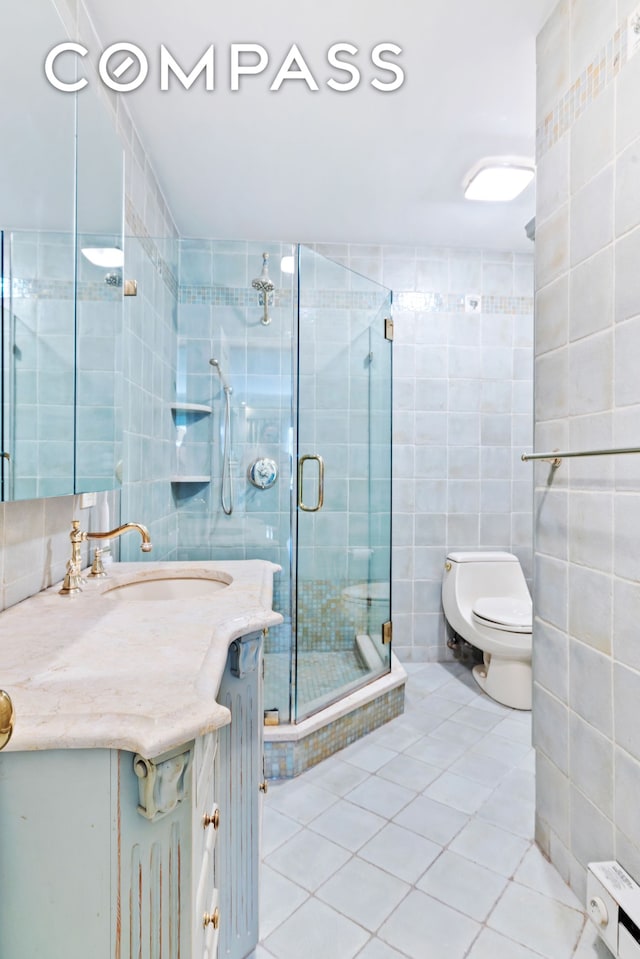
[263,655,406,779]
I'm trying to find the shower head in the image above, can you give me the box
[252,252,275,294]
[252,252,274,325]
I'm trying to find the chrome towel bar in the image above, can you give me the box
[521,446,640,468]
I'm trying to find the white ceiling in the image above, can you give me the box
[83,0,559,252]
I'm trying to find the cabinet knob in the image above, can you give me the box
[259,780,268,794]
[203,808,220,830]
[0,690,15,751]
[203,908,220,930]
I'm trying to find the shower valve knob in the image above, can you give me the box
[248,457,278,489]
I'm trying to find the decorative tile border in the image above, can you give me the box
[9,278,74,300]
[9,278,121,302]
[395,291,534,315]
[300,289,388,311]
[179,285,385,311]
[180,286,292,307]
[179,284,530,315]
[537,24,626,159]
[77,281,122,302]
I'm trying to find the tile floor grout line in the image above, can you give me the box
[259,661,603,959]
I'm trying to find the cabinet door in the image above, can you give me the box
[116,748,193,959]
[0,749,112,959]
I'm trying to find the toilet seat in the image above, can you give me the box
[472,596,532,633]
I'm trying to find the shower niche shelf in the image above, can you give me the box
[170,402,212,415]
[170,475,211,484]
[171,403,212,486]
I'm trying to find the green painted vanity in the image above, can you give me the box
[0,560,282,959]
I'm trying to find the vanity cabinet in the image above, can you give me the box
[0,630,264,959]
[215,630,264,959]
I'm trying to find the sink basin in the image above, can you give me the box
[104,572,232,601]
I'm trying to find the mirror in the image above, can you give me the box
[0,0,124,500]
[0,0,76,499]
[75,85,124,495]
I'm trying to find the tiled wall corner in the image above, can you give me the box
[119,234,179,561]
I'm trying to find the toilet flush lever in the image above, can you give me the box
[444,561,452,571]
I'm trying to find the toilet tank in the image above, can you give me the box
[443,551,530,623]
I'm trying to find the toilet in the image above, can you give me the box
[441,551,532,710]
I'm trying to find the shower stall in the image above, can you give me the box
[174,241,395,750]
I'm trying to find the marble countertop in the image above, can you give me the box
[0,560,283,758]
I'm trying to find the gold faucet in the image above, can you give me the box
[59,519,152,595]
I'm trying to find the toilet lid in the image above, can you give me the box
[472,596,532,632]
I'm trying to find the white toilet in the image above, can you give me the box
[441,551,532,710]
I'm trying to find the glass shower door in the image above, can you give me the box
[294,245,392,722]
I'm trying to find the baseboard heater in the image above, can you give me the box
[588,861,640,957]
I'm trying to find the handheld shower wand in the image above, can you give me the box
[209,358,233,516]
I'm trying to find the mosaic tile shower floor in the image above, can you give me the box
[264,650,371,718]
[254,662,609,959]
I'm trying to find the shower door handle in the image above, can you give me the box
[297,455,324,512]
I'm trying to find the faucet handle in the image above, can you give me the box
[58,558,85,596]
[89,547,108,578]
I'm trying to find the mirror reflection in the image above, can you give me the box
[0,0,75,499]
[75,82,124,495]
[0,0,124,500]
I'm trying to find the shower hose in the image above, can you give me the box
[221,385,233,515]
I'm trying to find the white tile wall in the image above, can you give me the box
[570,86,614,195]
[569,247,613,340]
[536,0,571,124]
[535,204,570,288]
[535,0,640,904]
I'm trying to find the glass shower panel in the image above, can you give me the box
[175,239,296,721]
[294,246,392,722]
[173,239,393,728]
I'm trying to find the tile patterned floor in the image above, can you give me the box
[264,650,370,718]
[256,661,614,959]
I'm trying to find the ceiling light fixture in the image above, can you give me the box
[463,157,535,202]
[81,247,124,268]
